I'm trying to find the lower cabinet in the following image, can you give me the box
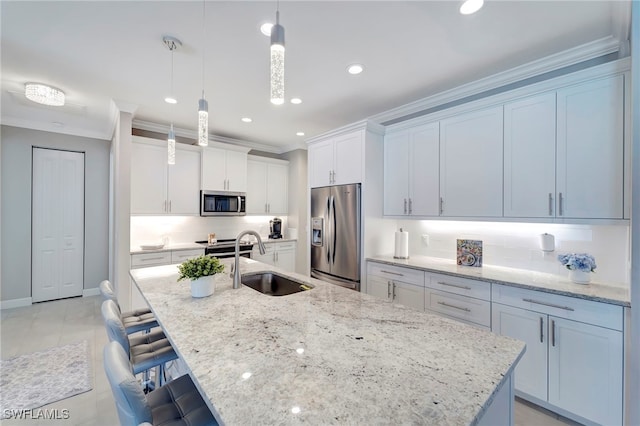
[252,241,296,272]
[492,284,623,425]
[366,262,425,311]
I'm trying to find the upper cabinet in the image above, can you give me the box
[201,145,249,192]
[308,130,363,188]
[246,156,289,215]
[131,137,201,215]
[440,105,504,217]
[384,122,440,216]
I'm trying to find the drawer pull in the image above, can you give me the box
[437,281,471,291]
[141,256,165,262]
[437,301,471,313]
[551,319,556,347]
[522,298,575,311]
[539,317,544,343]
[380,270,403,277]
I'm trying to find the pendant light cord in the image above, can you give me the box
[201,0,206,97]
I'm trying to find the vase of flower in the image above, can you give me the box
[190,275,214,297]
[177,255,225,298]
[557,253,596,285]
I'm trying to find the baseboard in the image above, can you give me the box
[82,287,100,297]
[0,297,33,310]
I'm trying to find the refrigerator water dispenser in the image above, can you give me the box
[311,217,323,246]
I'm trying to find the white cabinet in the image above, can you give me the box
[131,139,201,215]
[384,122,440,216]
[439,105,503,217]
[252,241,296,272]
[246,157,288,214]
[201,146,249,192]
[424,273,491,329]
[308,130,363,188]
[366,262,425,311]
[556,75,625,219]
[492,284,623,425]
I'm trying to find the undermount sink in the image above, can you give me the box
[241,272,314,296]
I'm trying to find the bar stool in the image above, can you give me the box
[103,341,218,426]
[99,280,158,334]
[101,300,177,389]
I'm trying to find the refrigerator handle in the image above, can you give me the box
[332,195,337,265]
[326,197,331,264]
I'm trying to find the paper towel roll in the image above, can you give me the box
[394,229,409,259]
[540,233,555,252]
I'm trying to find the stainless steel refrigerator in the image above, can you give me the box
[310,183,361,290]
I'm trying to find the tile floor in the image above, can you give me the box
[1,296,580,426]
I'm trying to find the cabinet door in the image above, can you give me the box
[392,281,424,311]
[308,140,334,188]
[548,316,623,425]
[556,75,624,219]
[167,148,201,214]
[266,164,288,214]
[275,248,295,272]
[492,303,548,401]
[409,122,440,216]
[252,245,275,266]
[333,131,363,185]
[201,147,227,190]
[225,150,248,192]
[246,160,268,214]
[504,93,557,218]
[383,130,409,215]
[440,106,503,217]
[131,143,167,214]
[367,275,392,302]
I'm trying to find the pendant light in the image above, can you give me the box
[197,0,209,146]
[163,36,181,165]
[270,1,285,105]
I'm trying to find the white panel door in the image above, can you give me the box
[308,140,334,188]
[491,304,548,401]
[440,106,503,217]
[548,316,623,425]
[274,249,295,272]
[225,150,248,192]
[333,131,363,185]
[267,163,288,214]
[367,275,392,301]
[131,143,167,214]
[392,281,424,311]
[168,148,201,214]
[246,160,268,214]
[201,147,227,190]
[409,122,440,216]
[32,148,84,303]
[504,92,557,218]
[383,130,409,215]
[556,75,624,219]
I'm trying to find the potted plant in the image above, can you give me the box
[177,255,225,297]
[557,253,597,284]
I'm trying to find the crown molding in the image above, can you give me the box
[0,116,112,141]
[368,36,621,125]
[305,119,385,145]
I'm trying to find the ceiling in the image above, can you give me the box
[0,1,631,153]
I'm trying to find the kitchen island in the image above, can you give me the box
[130,258,525,425]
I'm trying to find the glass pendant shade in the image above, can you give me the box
[167,125,176,165]
[25,83,65,106]
[270,13,285,105]
[198,97,209,146]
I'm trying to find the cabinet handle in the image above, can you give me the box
[381,270,403,277]
[551,319,556,347]
[332,170,336,183]
[276,252,278,262]
[329,170,332,184]
[439,197,444,215]
[437,301,471,313]
[387,281,391,298]
[392,282,397,300]
[539,317,544,343]
[437,281,471,291]
[548,193,553,216]
[141,256,165,262]
[164,200,167,212]
[408,198,412,215]
[169,200,172,212]
[404,199,407,214]
[558,192,564,216]
[522,298,575,311]
[265,203,268,213]
[268,203,271,213]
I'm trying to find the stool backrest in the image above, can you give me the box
[99,280,122,313]
[103,341,152,425]
[101,299,130,353]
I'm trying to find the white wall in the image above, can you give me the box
[282,149,308,274]
[0,125,110,302]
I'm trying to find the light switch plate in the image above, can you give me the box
[421,234,429,246]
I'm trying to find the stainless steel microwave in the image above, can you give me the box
[200,191,246,216]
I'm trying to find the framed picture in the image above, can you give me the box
[457,239,483,267]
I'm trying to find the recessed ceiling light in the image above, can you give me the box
[241,117,253,123]
[296,132,305,136]
[459,0,484,15]
[290,98,302,104]
[260,23,273,36]
[25,83,65,106]
[347,64,364,75]
[164,96,177,104]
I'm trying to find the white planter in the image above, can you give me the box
[569,269,591,284]
[191,275,214,298]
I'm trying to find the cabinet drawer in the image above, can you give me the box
[493,284,623,331]
[131,251,171,268]
[427,273,491,301]
[426,289,491,327]
[367,262,424,287]
[275,242,296,251]
[171,249,204,264]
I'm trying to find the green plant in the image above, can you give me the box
[177,255,225,281]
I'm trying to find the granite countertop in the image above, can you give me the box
[257,237,298,244]
[130,242,205,255]
[368,255,630,307]
[130,259,525,426]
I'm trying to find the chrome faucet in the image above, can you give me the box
[233,230,266,289]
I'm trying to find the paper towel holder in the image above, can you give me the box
[540,233,555,252]
[394,228,410,259]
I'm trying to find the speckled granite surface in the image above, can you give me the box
[368,255,630,307]
[130,259,525,426]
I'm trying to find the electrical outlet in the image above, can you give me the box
[421,234,429,246]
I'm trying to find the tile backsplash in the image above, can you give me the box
[394,220,630,287]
